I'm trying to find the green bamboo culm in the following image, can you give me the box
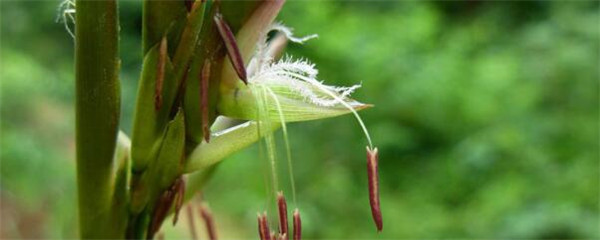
[75,0,125,238]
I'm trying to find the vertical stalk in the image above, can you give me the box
[75,0,121,238]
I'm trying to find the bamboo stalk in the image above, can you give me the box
[75,0,122,238]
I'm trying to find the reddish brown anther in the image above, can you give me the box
[155,37,167,111]
[172,177,186,225]
[199,204,218,240]
[214,13,248,84]
[277,192,288,238]
[148,180,179,238]
[200,61,211,143]
[257,214,265,240]
[258,213,271,240]
[292,209,301,240]
[367,146,382,232]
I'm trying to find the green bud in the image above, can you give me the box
[131,40,178,171]
[218,82,370,123]
[183,3,222,145]
[130,109,186,213]
[142,0,187,56]
[152,108,186,190]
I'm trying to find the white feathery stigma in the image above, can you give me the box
[248,23,373,147]
[248,23,361,108]
[56,0,76,39]
[269,22,319,44]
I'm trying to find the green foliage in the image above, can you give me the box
[1,1,598,239]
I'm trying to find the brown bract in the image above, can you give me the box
[148,177,184,238]
[214,13,247,84]
[172,177,186,225]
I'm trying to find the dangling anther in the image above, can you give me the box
[186,204,198,240]
[367,146,382,232]
[199,203,218,240]
[277,192,288,238]
[292,209,301,240]
[258,212,271,240]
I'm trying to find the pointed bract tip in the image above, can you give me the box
[172,177,186,225]
[354,103,374,111]
[189,0,206,12]
[214,13,248,84]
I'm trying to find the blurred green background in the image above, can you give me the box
[1,1,599,239]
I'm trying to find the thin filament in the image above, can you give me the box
[254,86,279,206]
[283,72,373,148]
[264,86,297,206]
[260,87,279,194]
[253,87,273,210]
